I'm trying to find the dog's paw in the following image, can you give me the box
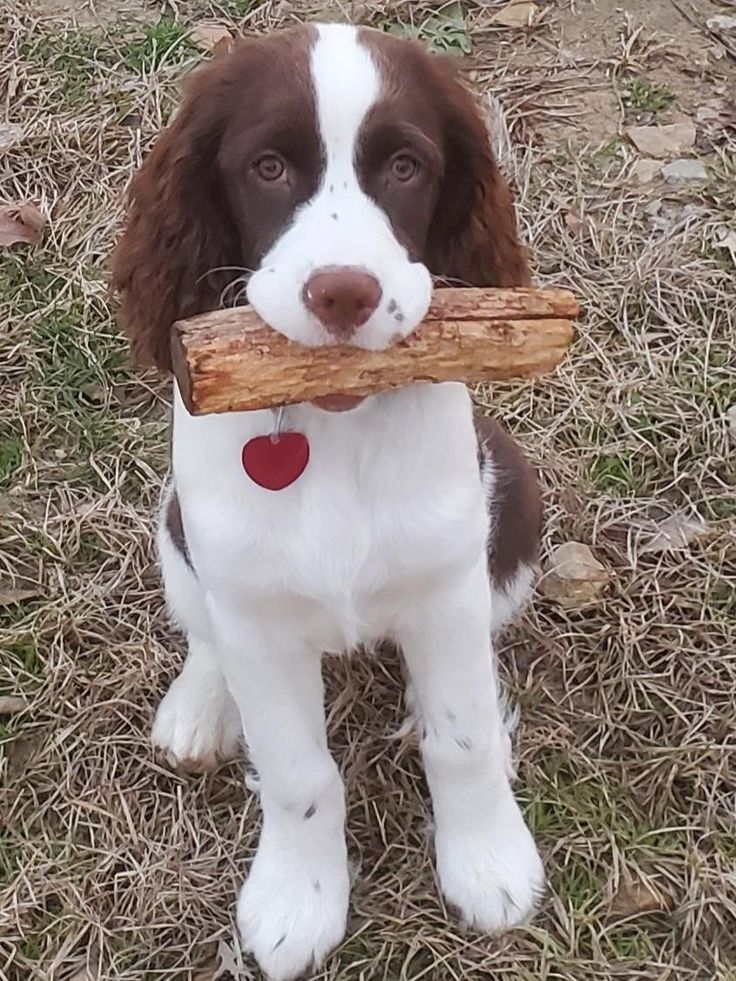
[238,839,349,981]
[152,670,241,772]
[436,794,545,932]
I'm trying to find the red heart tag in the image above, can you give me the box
[242,432,310,490]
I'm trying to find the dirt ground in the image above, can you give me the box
[1,0,734,979]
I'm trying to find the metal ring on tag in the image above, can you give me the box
[270,406,285,443]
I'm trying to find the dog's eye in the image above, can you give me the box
[254,154,286,182]
[390,153,420,182]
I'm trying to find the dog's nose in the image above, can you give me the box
[304,267,382,339]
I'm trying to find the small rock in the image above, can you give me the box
[661,158,707,182]
[0,123,24,152]
[632,158,662,183]
[706,15,736,31]
[625,120,696,158]
[0,696,29,715]
[540,542,611,609]
[490,1,538,28]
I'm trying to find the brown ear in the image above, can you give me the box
[426,67,530,288]
[111,63,240,372]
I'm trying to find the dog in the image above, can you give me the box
[113,22,545,981]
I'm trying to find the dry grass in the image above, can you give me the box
[1,1,735,979]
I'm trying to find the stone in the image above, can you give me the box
[632,158,662,183]
[661,158,707,182]
[625,120,696,158]
[539,542,611,609]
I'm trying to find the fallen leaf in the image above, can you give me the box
[624,119,695,158]
[714,226,736,265]
[0,202,45,247]
[539,542,611,608]
[190,23,234,54]
[0,696,29,715]
[638,511,707,553]
[490,1,538,28]
[0,586,39,607]
[727,405,736,446]
[631,157,662,183]
[0,123,24,152]
[610,878,670,916]
[216,939,248,978]
[661,157,707,182]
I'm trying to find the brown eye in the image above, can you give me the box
[254,154,286,182]
[391,153,419,182]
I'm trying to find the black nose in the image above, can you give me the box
[303,266,382,339]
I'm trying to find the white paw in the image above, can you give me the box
[436,794,544,932]
[238,836,349,981]
[152,669,241,772]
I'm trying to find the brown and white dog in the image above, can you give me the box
[113,23,544,981]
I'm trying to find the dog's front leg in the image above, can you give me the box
[395,558,544,932]
[209,600,348,981]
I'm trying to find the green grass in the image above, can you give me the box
[31,304,129,445]
[604,926,661,961]
[122,18,194,73]
[1,637,42,678]
[622,78,675,114]
[20,30,114,103]
[381,1,471,55]
[557,855,601,914]
[708,581,736,621]
[0,435,24,487]
[589,451,651,495]
[0,261,60,315]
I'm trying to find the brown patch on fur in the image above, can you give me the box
[360,28,530,288]
[477,416,542,588]
[166,490,194,571]
[111,26,319,373]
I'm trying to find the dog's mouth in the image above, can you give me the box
[311,395,365,412]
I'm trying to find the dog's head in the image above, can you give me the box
[113,23,529,370]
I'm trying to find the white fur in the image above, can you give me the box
[151,23,543,981]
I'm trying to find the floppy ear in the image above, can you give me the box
[425,68,530,289]
[111,63,240,373]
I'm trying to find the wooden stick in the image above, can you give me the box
[172,287,578,416]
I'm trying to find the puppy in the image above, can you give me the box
[113,23,544,981]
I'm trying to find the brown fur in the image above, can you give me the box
[111,28,316,372]
[476,416,542,587]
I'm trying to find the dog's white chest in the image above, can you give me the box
[172,382,488,652]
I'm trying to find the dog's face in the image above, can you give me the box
[234,26,441,350]
[113,24,529,369]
